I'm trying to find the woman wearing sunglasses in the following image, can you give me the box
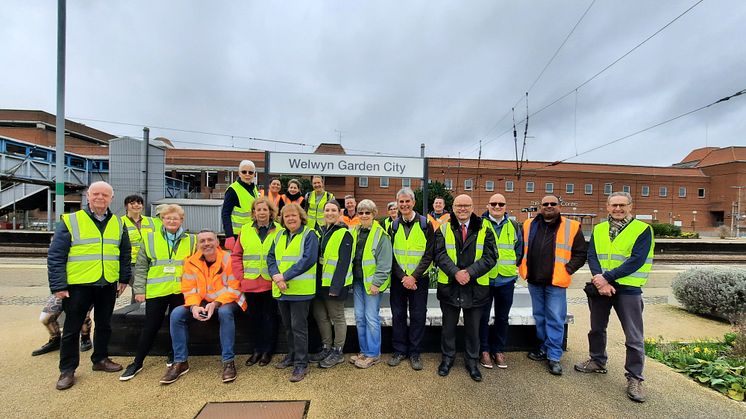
[221,160,260,251]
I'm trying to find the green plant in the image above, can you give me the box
[651,223,681,237]
[413,181,453,215]
[680,231,700,239]
[672,267,746,322]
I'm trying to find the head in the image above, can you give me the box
[252,197,276,225]
[357,199,378,228]
[124,194,144,218]
[607,192,633,221]
[154,204,168,218]
[540,195,560,221]
[396,187,416,218]
[280,203,307,232]
[323,201,341,226]
[287,179,301,195]
[452,194,473,223]
[159,204,185,233]
[269,178,281,193]
[344,195,357,214]
[197,230,219,262]
[433,197,446,213]
[387,201,398,219]
[312,175,324,192]
[487,193,507,219]
[238,160,256,184]
[87,181,114,215]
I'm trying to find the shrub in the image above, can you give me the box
[651,223,681,237]
[672,267,746,322]
[718,225,731,239]
[680,231,700,239]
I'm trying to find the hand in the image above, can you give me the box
[591,274,608,289]
[134,294,145,303]
[276,280,288,291]
[191,305,206,320]
[329,292,338,297]
[370,285,380,295]
[272,273,285,283]
[117,283,128,297]
[599,284,616,297]
[402,275,417,290]
[224,236,236,251]
[455,270,470,285]
[204,302,216,320]
[54,290,69,299]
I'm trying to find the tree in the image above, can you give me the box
[276,175,312,195]
[414,181,453,214]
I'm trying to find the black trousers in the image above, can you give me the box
[60,283,117,373]
[245,290,279,354]
[277,300,311,367]
[390,275,429,355]
[133,293,184,365]
[440,301,483,362]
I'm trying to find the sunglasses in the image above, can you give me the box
[488,202,506,208]
[359,211,372,215]
[541,202,558,207]
[240,170,255,175]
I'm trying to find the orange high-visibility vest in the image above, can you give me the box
[518,216,580,288]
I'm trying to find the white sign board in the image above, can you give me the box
[268,152,425,178]
[637,214,653,221]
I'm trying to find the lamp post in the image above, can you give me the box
[692,210,697,232]
[653,209,658,223]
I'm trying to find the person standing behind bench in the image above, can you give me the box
[120,204,196,381]
[122,194,156,303]
[222,160,260,250]
[305,175,334,230]
[48,181,132,390]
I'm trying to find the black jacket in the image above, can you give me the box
[434,212,496,308]
[524,215,587,285]
[221,179,258,237]
[316,222,353,299]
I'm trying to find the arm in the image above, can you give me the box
[267,241,280,276]
[221,188,239,237]
[390,229,406,281]
[216,257,241,306]
[230,234,245,280]
[371,235,393,288]
[565,228,588,275]
[465,228,497,279]
[118,225,132,285]
[328,231,353,295]
[513,220,524,265]
[434,228,459,280]
[602,228,652,282]
[411,220,436,279]
[181,260,202,307]
[587,233,603,276]
[133,246,150,296]
[47,221,72,294]
[283,232,319,281]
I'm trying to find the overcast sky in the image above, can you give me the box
[2,1,745,166]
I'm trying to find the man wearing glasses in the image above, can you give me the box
[221,160,260,250]
[518,195,586,376]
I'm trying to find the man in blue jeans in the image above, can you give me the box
[518,195,586,376]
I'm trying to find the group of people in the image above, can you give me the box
[44,159,654,403]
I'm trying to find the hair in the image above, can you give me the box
[87,181,113,196]
[154,203,168,216]
[158,204,185,219]
[197,229,218,239]
[433,196,445,203]
[324,200,341,210]
[542,194,560,203]
[280,203,308,228]
[251,196,277,222]
[312,175,323,182]
[124,194,144,206]
[357,199,378,216]
[387,201,397,210]
[269,177,281,185]
[396,187,416,201]
[238,160,255,170]
[344,195,355,201]
[287,178,302,191]
[608,191,633,205]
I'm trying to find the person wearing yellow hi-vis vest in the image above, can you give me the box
[47,181,132,391]
[434,194,496,383]
[310,201,353,368]
[349,200,393,370]
[304,175,335,230]
[229,197,282,368]
[383,201,398,232]
[122,194,155,302]
[576,192,654,404]
[121,204,197,381]
[267,204,320,383]
[221,159,260,250]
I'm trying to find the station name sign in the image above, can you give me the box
[268,152,424,178]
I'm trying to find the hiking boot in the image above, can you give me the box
[548,360,563,376]
[309,346,332,363]
[387,352,407,367]
[349,353,363,364]
[527,349,547,361]
[289,366,309,382]
[494,353,508,369]
[32,336,61,356]
[275,354,293,369]
[92,358,123,372]
[354,356,380,369]
[480,351,493,369]
[574,358,608,374]
[79,335,92,352]
[56,372,75,390]
[119,362,143,381]
[627,377,646,403]
[319,348,345,368]
[222,361,237,383]
[410,354,423,371]
[160,361,189,384]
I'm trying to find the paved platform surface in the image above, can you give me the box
[1,259,745,418]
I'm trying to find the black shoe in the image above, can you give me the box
[387,352,407,367]
[275,355,293,369]
[437,358,453,377]
[309,347,332,363]
[527,349,547,361]
[119,363,143,381]
[549,360,563,376]
[258,353,272,367]
[410,354,423,371]
[32,336,61,356]
[166,353,174,367]
[79,335,92,352]
[466,361,482,382]
[245,353,261,367]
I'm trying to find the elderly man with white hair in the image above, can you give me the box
[221,160,260,250]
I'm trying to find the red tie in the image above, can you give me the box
[461,223,467,242]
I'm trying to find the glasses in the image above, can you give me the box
[609,203,629,208]
[359,211,372,215]
[488,202,506,208]
[541,202,558,207]
[240,170,255,175]
[162,217,181,222]
[454,204,472,209]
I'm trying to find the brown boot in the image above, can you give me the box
[627,377,646,403]
[56,372,75,390]
[160,361,190,385]
[92,358,123,372]
[222,361,237,383]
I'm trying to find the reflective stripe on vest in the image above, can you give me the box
[593,219,654,287]
[518,216,580,288]
[228,181,259,231]
[485,218,518,278]
[123,216,155,264]
[320,228,353,288]
[352,221,390,294]
[272,226,317,297]
[62,211,122,284]
[239,221,281,281]
[143,232,196,298]
[306,191,331,230]
[437,219,490,286]
[392,216,430,275]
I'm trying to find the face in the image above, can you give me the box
[607,195,632,221]
[198,232,218,259]
[161,211,183,233]
[269,180,281,193]
[323,203,340,225]
[345,198,357,214]
[238,165,255,183]
[312,177,323,192]
[283,208,302,232]
[254,202,270,224]
[452,195,473,223]
[387,207,398,219]
[433,198,445,213]
[487,194,507,219]
[126,200,143,216]
[397,194,414,217]
[288,182,300,194]
[87,183,113,214]
[540,196,560,220]
[358,207,374,228]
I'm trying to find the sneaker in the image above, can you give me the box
[79,335,92,352]
[289,366,309,382]
[160,361,189,384]
[494,353,508,369]
[387,353,407,367]
[354,356,380,369]
[309,347,332,363]
[410,354,423,371]
[120,363,143,381]
[627,377,646,403]
[548,360,563,376]
[527,349,547,361]
[222,361,237,383]
[275,354,293,369]
[319,348,345,369]
[480,351,493,369]
[349,353,363,364]
[574,358,608,374]
[32,336,61,356]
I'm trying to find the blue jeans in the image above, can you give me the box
[528,283,567,362]
[353,280,383,358]
[170,302,241,363]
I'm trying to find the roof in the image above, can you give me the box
[314,143,346,154]
[0,109,116,144]
[695,146,746,167]
[679,147,718,164]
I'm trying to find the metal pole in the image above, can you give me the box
[47,187,52,230]
[737,187,742,238]
[420,143,428,216]
[54,0,66,223]
[264,150,271,192]
[143,127,150,213]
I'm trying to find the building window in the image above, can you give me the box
[698,188,706,198]
[402,178,411,188]
[444,179,453,190]
[623,185,631,193]
[566,183,574,194]
[505,180,514,192]
[604,183,613,195]
[464,179,473,191]
[526,181,535,193]
[585,184,593,195]
[545,183,554,193]
[358,177,368,188]
[641,185,650,197]
[380,177,389,188]
[679,186,686,198]
[485,180,494,192]
[659,186,668,197]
